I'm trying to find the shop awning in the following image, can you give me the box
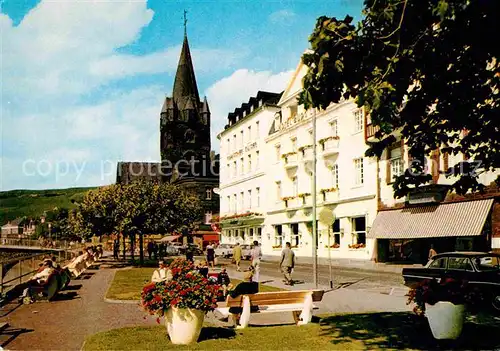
[159,235,181,242]
[368,199,494,239]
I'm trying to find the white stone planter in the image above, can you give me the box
[425,302,465,340]
[165,307,205,345]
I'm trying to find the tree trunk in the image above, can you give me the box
[122,233,126,260]
[131,232,135,262]
[139,232,144,266]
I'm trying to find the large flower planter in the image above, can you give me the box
[425,302,465,340]
[165,307,205,345]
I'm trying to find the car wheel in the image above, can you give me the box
[492,294,500,313]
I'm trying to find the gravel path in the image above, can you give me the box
[0,257,156,351]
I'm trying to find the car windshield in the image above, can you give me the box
[471,255,500,272]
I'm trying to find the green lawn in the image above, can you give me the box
[83,312,500,351]
[106,268,283,301]
[0,187,94,223]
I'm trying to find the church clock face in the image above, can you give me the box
[184,129,196,143]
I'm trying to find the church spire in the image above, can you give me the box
[172,10,200,107]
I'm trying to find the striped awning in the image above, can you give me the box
[368,199,494,239]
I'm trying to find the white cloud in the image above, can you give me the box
[268,9,297,24]
[205,69,294,152]
[1,0,242,190]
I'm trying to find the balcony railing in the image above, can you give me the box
[365,122,380,140]
[283,153,298,169]
[320,138,340,156]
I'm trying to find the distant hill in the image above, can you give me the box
[0,187,97,224]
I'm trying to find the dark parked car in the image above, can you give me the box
[402,252,500,312]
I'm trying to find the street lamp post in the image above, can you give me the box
[312,109,318,287]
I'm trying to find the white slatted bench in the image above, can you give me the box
[216,289,324,329]
[64,253,98,278]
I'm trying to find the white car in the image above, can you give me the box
[214,244,233,258]
[240,244,252,260]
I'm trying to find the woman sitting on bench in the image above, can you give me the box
[226,270,259,326]
[20,260,56,303]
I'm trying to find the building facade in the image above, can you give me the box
[217,92,282,246]
[367,118,500,261]
[260,61,378,260]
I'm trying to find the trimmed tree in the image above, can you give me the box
[300,0,499,198]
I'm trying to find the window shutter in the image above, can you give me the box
[431,149,440,184]
[443,151,449,172]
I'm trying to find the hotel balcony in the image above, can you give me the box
[283,152,299,169]
[320,137,340,157]
[365,120,380,141]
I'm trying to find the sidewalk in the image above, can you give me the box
[262,255,419,274]
[222,267,411,320]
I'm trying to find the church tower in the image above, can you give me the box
[160,26,211,179]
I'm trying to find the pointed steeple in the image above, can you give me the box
[172,32,200,108]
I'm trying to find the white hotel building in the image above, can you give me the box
[261,61,377,260]
[217,92,282,246]
[217,61,378,260]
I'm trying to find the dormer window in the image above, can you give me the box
[289,105,298,119]
[259,100,263,107]
[250,105,254,112]
[243,110,247,117]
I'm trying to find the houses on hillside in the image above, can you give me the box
[216,56,500,263]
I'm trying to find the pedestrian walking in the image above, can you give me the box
[232,242,242,271]
[428,244,437,261]
[206,242,215,268]
[280,242,295,285]
[250,240,262,282]
[147,240,154,260]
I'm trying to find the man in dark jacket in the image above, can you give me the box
[227,270,259,326]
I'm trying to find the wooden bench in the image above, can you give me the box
[64,253,98,278]
[217,289,324,329]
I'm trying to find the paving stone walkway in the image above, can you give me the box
[0,259,156,351]
[0,256,412,350]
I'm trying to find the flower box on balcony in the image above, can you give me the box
[298,145,313,152]
[318,136,340,145]
[325,243,340,249]
[320,188,337,194]
[272,245,283,250]
[281,151,297,159]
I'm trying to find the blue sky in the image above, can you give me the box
[1,0,363,190]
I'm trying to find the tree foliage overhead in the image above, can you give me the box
[300,0,499,197]
[69,181,202,239]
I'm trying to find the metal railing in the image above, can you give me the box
[0,238,84,250]
[0,250,76,295]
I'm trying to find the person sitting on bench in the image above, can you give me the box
[217,267,231,298]
[20,260,56,303]
[226,270,259,326]
[151,261,173,283]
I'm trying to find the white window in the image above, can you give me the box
[332,164,339,188]
[276,181,282,201]
[274,225,283,247]
[250,105,254,113]
[354,109,364,133]
[240,130,244,148]
[204,211,212,224]
[388,146,403,182]
[240,192,244,211]
[227,138,230,153]
[330,119,338,136]
[233,134,237,149]
[233,194,237,213]
[233,161,237,177]
[243,110,247,117]
[248,189,252,210]
[227,196,231,213]
[248,155,252,172]
[292,176,298,196]
[240,157,244,175]
[257,227,262,241]
[291,137,297,152]
[308,129,313,143]
[206,188,212,200]
[352,216,366,245]
[255,151,260,169]
[248,126,252,142]
[256,121,260,138]
[256,187,260,207]
[275,144,281,162]
[354,158,364,185]
[226,164,230,180]
[259,99,263,107]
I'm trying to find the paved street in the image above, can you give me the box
[217,257,409,297]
